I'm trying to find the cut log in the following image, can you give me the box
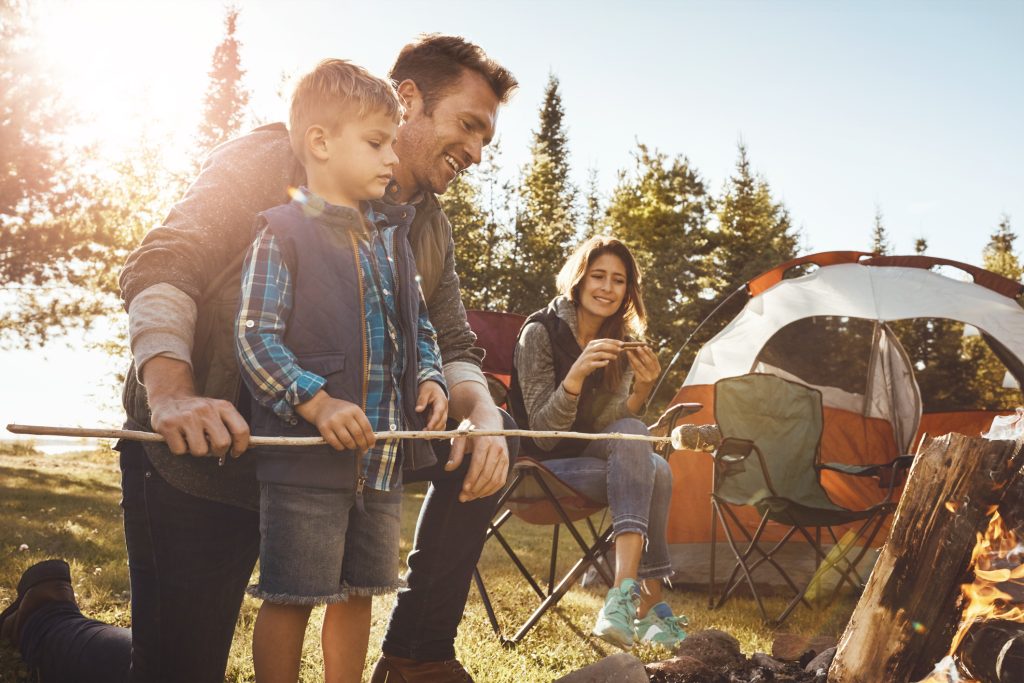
[958,620,1024,682]
[828,433,1024,683]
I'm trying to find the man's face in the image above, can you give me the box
[393,69,500,198]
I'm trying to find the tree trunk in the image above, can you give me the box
[828,433,1024,683]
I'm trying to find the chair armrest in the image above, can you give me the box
[714,437,756,463]
[820,454,916,501]
[820,454,915,477]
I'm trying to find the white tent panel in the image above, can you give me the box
[686,264,1024,387]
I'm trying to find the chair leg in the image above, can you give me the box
[506,528,614,646]
[709,498,719,609]
[548,524,560,595]
[712,503,774,622]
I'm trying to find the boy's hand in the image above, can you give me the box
[416,380,448,431]
[295,390,375,451]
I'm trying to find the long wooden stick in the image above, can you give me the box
[6,423,672,448]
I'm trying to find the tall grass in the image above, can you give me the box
[0,445,854,682]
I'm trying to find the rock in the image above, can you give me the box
[554,652,647,683]
[646,655,718,682]
[674,629,744,669]
[750,652,787,671]
[771,633,837,662]
[803,646,837,674]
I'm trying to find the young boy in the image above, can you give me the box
[234,59,448,683]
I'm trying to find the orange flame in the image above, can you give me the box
[917,511,1024,682]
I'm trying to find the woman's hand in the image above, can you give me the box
[627,345,661,387]
[561,339,623,396]
[626,344,661,413]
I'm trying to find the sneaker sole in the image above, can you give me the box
[592,625,634,650]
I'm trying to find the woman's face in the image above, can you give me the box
[577,252,629,321]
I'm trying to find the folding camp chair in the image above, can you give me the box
[464,310,616,646]
[708,373,912,625]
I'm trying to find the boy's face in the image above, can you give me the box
[314,109,400,209]
[392,69,500,199]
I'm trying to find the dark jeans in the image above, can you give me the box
[19,440,260,683]
[382,410,519,661]
[19,411,518,679]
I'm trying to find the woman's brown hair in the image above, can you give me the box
[556,236,648,390]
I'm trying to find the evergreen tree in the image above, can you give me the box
[871,205,892,255]
[982,215,1022,281]
[441,140,513,311]
[606,143,714,410]
[195,6,250,155]
[509,74,577,313]
[0,0,69,287]
[582,167,605,237]
[713,143,800,293]
[965,215,1023,408]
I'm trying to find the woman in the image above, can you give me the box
[508,236,686,650]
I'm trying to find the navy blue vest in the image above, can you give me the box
[249,199,435,488]
[508,304,614,459]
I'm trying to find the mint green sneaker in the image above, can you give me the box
[635,601,688,647]
[592,578,640,649]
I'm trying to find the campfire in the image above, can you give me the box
[917,511,1024,682]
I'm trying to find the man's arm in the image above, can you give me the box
[122,127,299,457]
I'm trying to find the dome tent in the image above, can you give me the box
[666,251,1024,586]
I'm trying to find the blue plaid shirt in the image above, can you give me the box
[236,201,445,491]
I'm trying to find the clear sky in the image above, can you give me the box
[2,0,1022,431]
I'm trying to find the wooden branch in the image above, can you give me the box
[6,423,672,449]
[828,433,1024,683]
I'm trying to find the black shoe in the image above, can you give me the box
[369,654,474,683]
[0,559,73,644]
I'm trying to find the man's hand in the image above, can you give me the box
[296,390,376,452]
[144,356,250,458]
[416,380,448,431]
[446,380,509,502]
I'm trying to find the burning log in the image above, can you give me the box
[828,433,1024,683]
[958,620,1024,682]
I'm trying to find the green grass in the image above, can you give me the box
[0,444,855,682]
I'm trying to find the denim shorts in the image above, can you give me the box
[248,482,404,605]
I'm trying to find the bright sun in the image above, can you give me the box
[33,0,223,164]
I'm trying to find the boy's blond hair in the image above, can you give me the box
[289,59,403,163]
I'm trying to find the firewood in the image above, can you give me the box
[828,433,1024,683]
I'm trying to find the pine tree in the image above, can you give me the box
[606,143,714,409]
[582,167,604,237]
[713,143,800,293]
[871,205,892,255]
[509,74,577,313]
[0,0,69,287]
[441,140,514,310]
[195,6,250,155]
[982,215,1022,281]
[966,215,1023,408]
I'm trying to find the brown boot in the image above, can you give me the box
[369,654,474,683]
[0,559,75,646]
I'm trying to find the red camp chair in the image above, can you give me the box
[465,310,616,646]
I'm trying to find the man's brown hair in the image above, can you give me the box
[389,34,518,113]
[289,59,403,162]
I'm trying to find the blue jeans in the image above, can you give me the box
[18,411,519,678]
[542,418,674,580]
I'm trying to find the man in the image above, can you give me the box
[1,34,518,683]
